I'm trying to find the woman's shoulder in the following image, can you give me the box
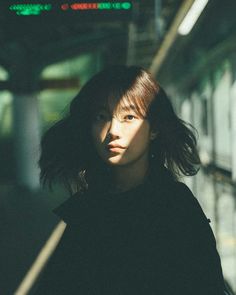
[150,167,206,220]
[167,181,201,208]
[165,181,211,228]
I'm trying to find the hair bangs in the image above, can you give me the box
[89,80,154,119]
[113,91,149,119]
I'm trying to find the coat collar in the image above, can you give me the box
[53,165,174,225]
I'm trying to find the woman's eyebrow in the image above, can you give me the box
[96,104,137,112]
[120,104,137,111]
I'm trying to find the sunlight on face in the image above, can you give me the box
[91,98,152,167]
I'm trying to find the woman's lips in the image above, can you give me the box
[108,147,124,152]
[106,144,126,152]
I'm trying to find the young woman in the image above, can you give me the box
[35,65,225,294]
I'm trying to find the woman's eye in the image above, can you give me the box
[124,115,136,121]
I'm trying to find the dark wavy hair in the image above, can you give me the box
[39,65,200,194]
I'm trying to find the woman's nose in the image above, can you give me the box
[107,117,122,138]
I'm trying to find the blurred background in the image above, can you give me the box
[1,0,236,294]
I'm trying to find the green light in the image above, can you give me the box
[97,2,131,10]
[98,3,111,9]
[121,2,131,10]
[113,3,121,9]
[9,4,52,15]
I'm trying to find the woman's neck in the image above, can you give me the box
[110,155,150,193]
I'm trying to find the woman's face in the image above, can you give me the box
[91,98,153,167]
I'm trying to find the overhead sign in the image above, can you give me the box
[7,1,132,17]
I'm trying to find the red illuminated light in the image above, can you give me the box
[61,3,69,10]
[60,2,131,12]
[70,3,98,10]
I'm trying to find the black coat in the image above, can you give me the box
[33,168,225,295]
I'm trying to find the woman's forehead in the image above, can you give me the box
[95,95,144,112]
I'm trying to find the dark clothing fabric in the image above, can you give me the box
[34,168,225,295]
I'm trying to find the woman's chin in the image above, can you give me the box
[105,155,126,166]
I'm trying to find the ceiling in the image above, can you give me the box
[158,0,236,89]
[0,0,183,76]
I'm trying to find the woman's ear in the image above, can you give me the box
[150,131,158,140]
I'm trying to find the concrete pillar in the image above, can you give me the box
[12,93,40,190]
[231,80,236,182]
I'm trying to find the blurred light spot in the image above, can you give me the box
[178,0,209,35]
